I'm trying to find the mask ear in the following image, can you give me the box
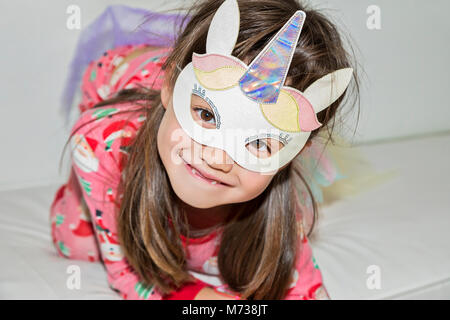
[303,68,353,114]
[206,0,240,55]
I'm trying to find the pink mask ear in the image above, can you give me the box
[283,87,322,132]
[192,53,245,72]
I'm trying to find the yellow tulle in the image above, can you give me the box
[294,131,398,237]
[318,132,398,207]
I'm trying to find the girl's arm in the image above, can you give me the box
[284,231,331,300]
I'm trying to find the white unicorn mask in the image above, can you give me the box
[172,0,353,173]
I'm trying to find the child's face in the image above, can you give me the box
[157,80,288,209]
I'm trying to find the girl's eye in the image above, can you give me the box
[248,139,270,153]
[190,94,218,129]
[194,108,216,124]
[245,139,272,158]
[245,138,285,159]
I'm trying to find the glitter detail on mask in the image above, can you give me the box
[239,11,305,104]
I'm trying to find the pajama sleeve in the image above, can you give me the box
[283,219,331,300]
[68,45,209,300]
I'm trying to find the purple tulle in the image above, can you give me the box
[61,5,189,125]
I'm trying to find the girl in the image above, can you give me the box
[50,0,359,300]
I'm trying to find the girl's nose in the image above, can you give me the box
[201,144,233,173]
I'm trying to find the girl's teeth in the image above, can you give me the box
[191,167,219,185]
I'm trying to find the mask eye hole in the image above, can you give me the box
[245,138,284,159]
[190,94,217,129]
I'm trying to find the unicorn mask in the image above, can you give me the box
[172,0,353,173]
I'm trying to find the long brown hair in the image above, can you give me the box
[63,0,360,299]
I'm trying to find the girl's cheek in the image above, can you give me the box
[165,103,185,143]
[157,107,189,165]
[238,170,274,200]
[157,112,172,162]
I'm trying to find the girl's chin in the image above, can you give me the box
[175,194,221,209]
[172,183,222,207]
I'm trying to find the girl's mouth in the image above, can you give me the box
[183,161,228,187]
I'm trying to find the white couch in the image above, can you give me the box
[1,133,449,299]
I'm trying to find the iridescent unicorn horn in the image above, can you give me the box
[239,11,306,104]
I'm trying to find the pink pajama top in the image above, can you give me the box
[65,44,330,300]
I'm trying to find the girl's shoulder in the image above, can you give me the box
[70,104,147,178]
[78,43,171,114]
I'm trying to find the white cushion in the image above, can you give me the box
[310,134,450,299]
[0,185,119,299]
